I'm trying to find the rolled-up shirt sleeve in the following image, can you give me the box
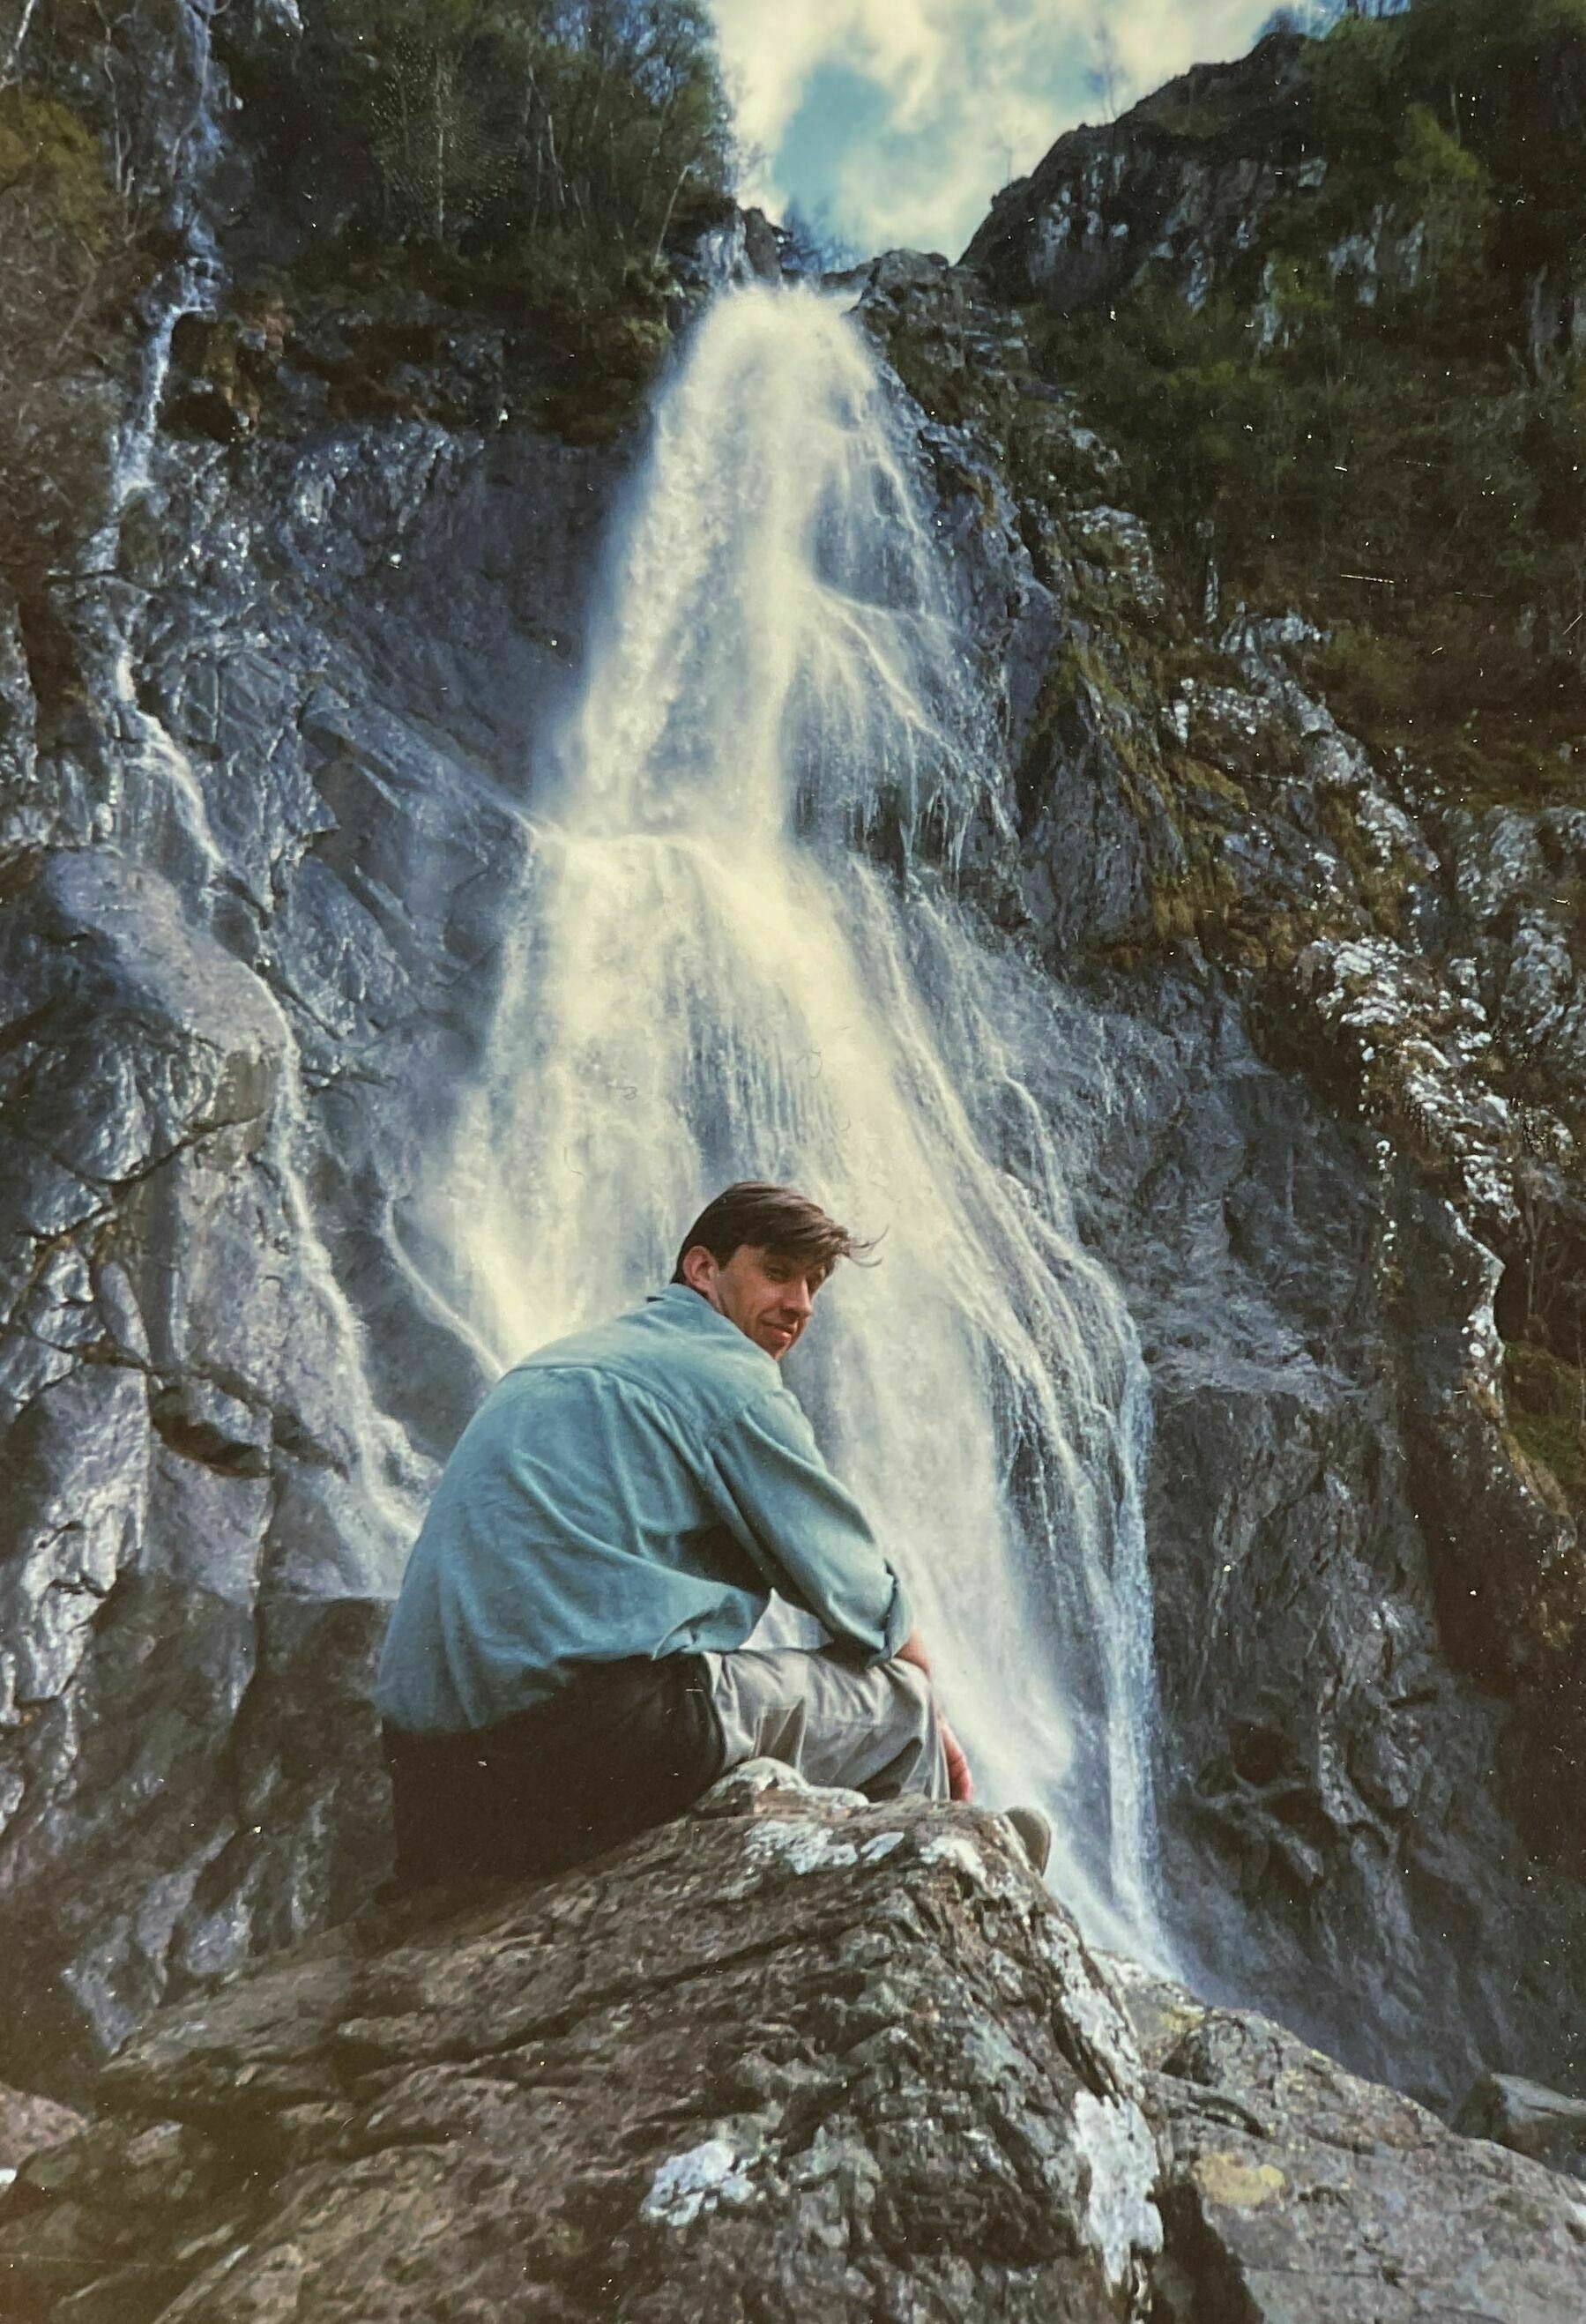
[703,1387,911,1663]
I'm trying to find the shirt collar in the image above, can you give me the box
[646,1281,778,1365]
[648,1281,728,1325]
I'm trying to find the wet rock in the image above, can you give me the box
[1286,932,1515,1225]
[150,1378,271,1479]
[0,828,421,2080]
[0,849,287,1759]
[0,851,285,1200]
[0,1575,391,2092]
[1016,652,1186,955]
[853,250,1586,2105]
[1453,804,1586,1112]
[1110,1958,1586,2324]
[0,589,42,859]
[0,127,617,2071]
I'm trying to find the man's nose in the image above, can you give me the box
[784,1277,814,1318]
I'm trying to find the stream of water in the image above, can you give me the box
[436,285,1167,1957]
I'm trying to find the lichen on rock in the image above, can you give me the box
[5,1784,1586,2322]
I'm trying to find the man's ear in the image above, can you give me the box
[680,1246,717,1294]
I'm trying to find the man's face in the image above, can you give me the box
[681,1243,827,1360]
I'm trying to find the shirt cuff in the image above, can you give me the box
[874,1565,912,1664]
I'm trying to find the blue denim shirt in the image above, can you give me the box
[376,1283,911,1734]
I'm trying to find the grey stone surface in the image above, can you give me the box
[0,1782,1165,2321]
[4,1786,1583,2322]
[0,2085,83,2177]
[0,3,631,2082]
[964,33,1314,309]
[1456,2071,1586,2179]
[2,0,1586,2149]
[1110,1955,1586,2324]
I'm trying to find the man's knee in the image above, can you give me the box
[882,1656,936,1729]
[862,1656,948,1803]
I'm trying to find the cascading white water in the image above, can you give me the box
[101,0,231,892]
[88,0,435,1592]
[115,0,227,505]
[432,284,1167,1956]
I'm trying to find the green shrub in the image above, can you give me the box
[1031,0,1586,810]
[0,86,151,585]
[1507,1339,1586,1514]
[1301,7,1404,163]
[1395,101,1493,286]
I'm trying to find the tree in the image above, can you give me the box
[1395,100,1493,292]
[781,202,858,277]
[1085,25,1128,122]
[266,0,735,272]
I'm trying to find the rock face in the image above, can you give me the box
[853,249,1586,2106]
[4,1776,1585,2324]
[0,74,628,2084]
[1455,2072,1586,2180]
[0,405,614,2079]
[1116,1954,1586,2324]
[0,2086,82,2179]
[3,0,1586,2144]
[0,1774,1166,2322]
[965,33,1317,316]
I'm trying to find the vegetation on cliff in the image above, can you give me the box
[1033,0,1586,809]
[222,0,736,437]
[0,0,737,501]
[0,79,153,597]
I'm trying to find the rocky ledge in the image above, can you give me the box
[2,1769,1583,2323]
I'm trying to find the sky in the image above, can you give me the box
[706,0,1288,262]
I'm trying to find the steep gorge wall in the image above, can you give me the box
[0,0,1582,2119]
[0,0,643,2082]
[854,247,1586,2102]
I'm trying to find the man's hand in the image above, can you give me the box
[897,1635,971,1799]
[939,1715,973,1803]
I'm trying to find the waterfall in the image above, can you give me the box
[88,1,434,1592]
[432,285,1167,1957]
[114,0,227,507]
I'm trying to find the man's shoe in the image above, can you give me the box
[1003,1805,1052,1878]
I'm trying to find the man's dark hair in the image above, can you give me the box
[671,1181,878,1284]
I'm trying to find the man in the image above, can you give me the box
[377,1181,1001,1887]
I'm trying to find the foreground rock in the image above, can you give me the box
[1113,1961,1586,2322]
[1456,2071,1586,2179]
[3,1777,1584,2322]
[0,1771,1164,2322]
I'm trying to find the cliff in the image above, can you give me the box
[0,0,1583,2197]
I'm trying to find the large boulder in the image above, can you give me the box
[0,1770,1165,2322]
[4,1776,1586,2322]
[1116,1958,1586,2321]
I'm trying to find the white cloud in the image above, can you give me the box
[708,0,1281,257]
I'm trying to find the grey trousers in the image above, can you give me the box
[698,1647,949,1802]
